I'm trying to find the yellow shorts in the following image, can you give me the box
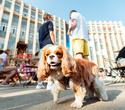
[72,38,89,56]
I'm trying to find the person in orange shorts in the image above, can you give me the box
[68,10,89,60]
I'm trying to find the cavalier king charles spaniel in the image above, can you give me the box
[37,45,108,108]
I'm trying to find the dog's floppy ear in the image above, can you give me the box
[37,47,50,79]
[60,46,77,77]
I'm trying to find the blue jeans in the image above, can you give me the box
[0,66,3,71]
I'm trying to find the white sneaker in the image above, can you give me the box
[66,87,70,90]
[36,84,45,89]
[46,81,54,90]
[46,85,53,90]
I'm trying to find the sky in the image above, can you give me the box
[22,0,125,26]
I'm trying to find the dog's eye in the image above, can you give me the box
[46,54,49,56]
[56,52,62,55]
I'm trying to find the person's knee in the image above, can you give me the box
[11,70,16,74]
[75,53,83,59]
[13,66,17,71]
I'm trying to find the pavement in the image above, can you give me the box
[0,77,125,110]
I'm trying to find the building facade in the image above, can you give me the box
[0,0,66,56]
[0,0,125,69]
[68,20,125,68]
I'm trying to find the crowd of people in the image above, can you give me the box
[0,10,125,89]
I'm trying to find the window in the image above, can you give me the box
[61,21,63,30]
[36,44,39,52]
[13,29,15,34]
[29,22,35,32]
[2,12,9,23]
[5,1,11,8]
[22,32,24,36]
[2,26,5,31]
[56,31,59,45]
[7,37,16,55]
[21,19,27,29]
[22,19,27,25]
[37,24,41,32]
[28,42,33,53]
[101,45,103,49]
[23,8,28,13]
[97,26,101,32]
[24,4,28,9]
[31,11,35,16]
[0,37,5,49]
[0,0,2,4]
[14,4,20,11]
[38,14,42,19]
[61,32,64,45]
[12,16,19,26]
[56,19,59,28]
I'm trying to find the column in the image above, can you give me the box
[3,0,15,50]
[115,21,123,49]
[95,21,104,68]
[68,21,73,56]
[25,4,31,43]
[90,21,97,65]
[0,0,5,25]
[33,7,38,55]
[105,21,115,60]
[53,15,56,40]
[110,21,118,51]
[63,19,66,47]
[58,17,61,45]
[14,1,24,55]
[42,10,45,24]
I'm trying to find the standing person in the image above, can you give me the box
[68,10,89,59]
[36,13,56,90]
[0,49,19,86]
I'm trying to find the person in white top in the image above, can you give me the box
[68,10,89,59]
[0,49,20,86]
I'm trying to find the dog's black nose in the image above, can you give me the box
[49,55,55,59]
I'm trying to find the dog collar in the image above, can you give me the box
[58,76,70,87]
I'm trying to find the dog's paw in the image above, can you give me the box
[99,92,108,101]
[84,94,91,100]
[101,95,108,101]
[54,98,59,104]
[54,100,58,104]
[71,101,83,108]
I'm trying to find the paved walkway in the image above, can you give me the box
[0,77,125,110]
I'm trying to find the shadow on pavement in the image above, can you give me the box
[106,90,122,101]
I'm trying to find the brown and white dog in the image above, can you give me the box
[37,45,108,108]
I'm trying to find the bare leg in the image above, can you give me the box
[75,53,83,59]
[1,66,17,84]
[75,53,89,60]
